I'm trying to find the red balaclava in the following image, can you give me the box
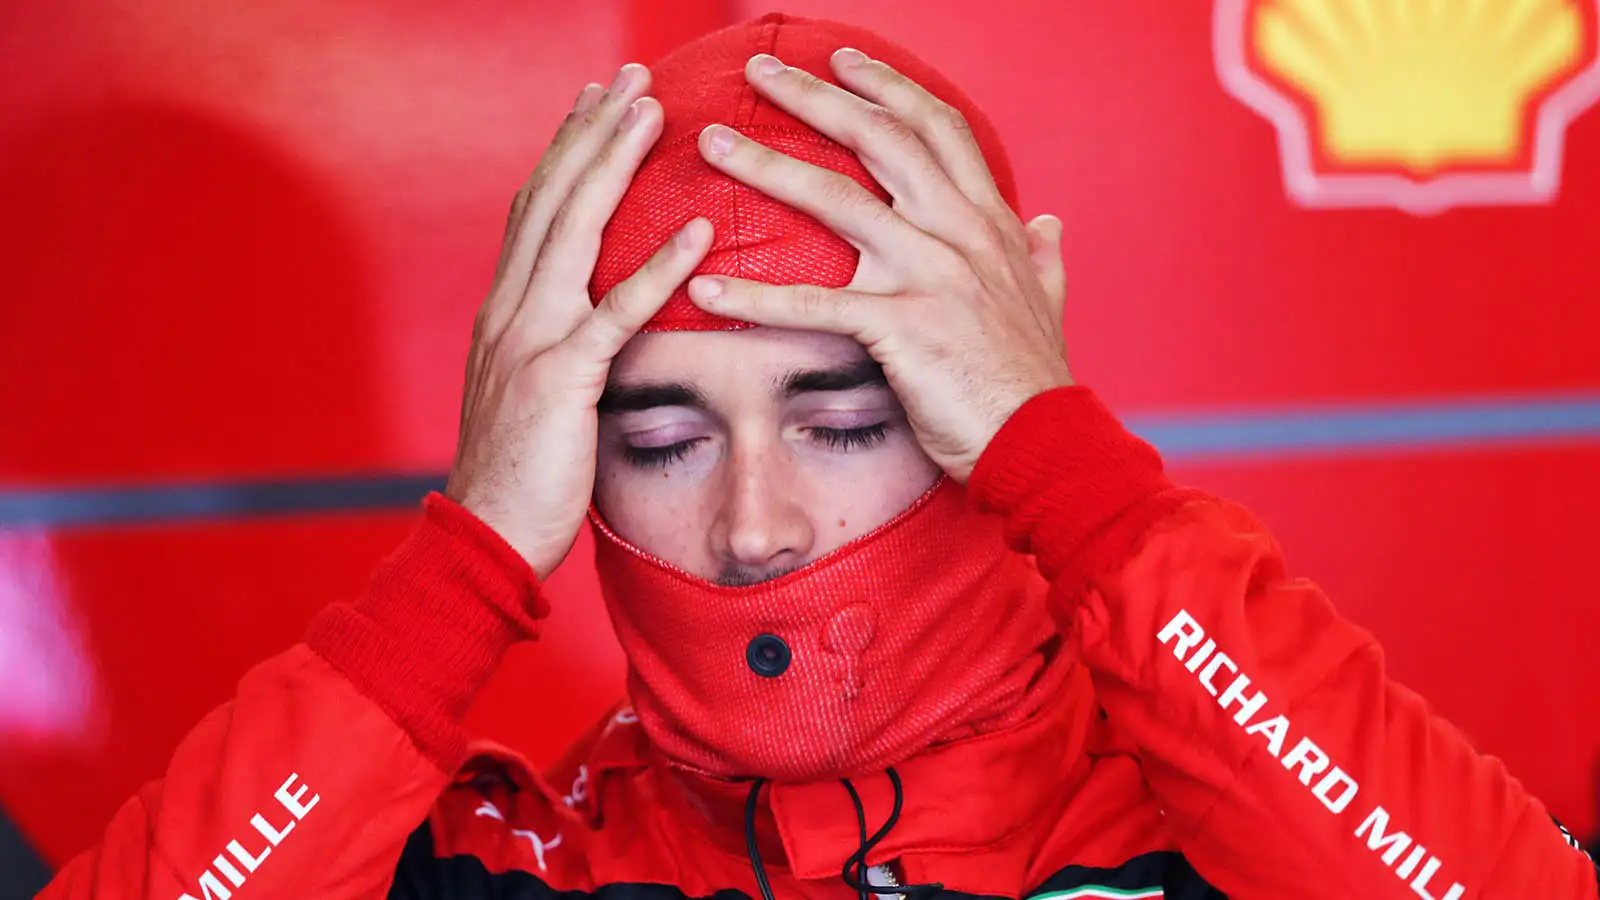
[587,13,1068,784]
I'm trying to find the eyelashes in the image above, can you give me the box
[622,438,705,470]
[621,423,891,470]
[809,421,889,451]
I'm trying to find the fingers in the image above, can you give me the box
[1026,214,1066,321]
[564,217,715,361]
[495,83,603,280]
[685,275,886,344]
[479,64,652,343]
[493,169,538,284]
[829,48,1007,214]
[737,54,993,252]
[514,65,649,265]
[698,124,929,256]
[507,91,666,349]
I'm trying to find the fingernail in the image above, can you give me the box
[610,63,638,94]
[834,47,868,68]
[620,99,641,131]
[752,54,786,77]
[704,124,735,158]
[675,218,704,249]
[688,276,723,301]
[573,82,602,112]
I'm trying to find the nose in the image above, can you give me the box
[710,438,813,574]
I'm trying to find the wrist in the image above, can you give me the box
[969,386,1191,587]
[447,486,567,581]
[957,367,1076,482]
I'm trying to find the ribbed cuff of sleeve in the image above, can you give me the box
[304,492,546,770]
[969,386,1203,597]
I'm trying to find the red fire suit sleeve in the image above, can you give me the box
[36,494,544,900]
[969,386,1599,900]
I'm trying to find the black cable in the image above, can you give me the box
[746,768,945,900]
[744,778,777,900]
[837,768,944,898]
[840,778,871,900]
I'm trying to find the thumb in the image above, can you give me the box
[1026,214,1066,319]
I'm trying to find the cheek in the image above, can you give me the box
[804,435,942,552]
[593,454,713,569]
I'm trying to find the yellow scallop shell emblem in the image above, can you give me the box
[1215,0,1600,212]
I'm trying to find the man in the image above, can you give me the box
[37,13,1598,900]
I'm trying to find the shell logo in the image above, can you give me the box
[1215,0,1600,214]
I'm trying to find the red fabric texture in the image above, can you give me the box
[305,493,545,768]
[590,479,1069,781]
[969,386,1207,596]
[631,664,1106,891]
[589,12,1019,331]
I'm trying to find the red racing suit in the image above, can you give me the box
[35,387,1600,899]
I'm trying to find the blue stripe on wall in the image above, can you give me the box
[0,474,446,529]
[3,394,1599,528]
[1127,393,1600,459]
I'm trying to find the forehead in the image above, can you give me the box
[608,327,871,387]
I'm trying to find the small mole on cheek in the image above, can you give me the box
[838,519,847,528]
[662,471,670,479]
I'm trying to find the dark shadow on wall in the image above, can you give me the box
[0,98,381,869]
[0,807,51,898]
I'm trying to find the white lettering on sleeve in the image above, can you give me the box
[251,811,294,846]
[226,837,270,873]
[1408,856,1465,900]
[1196,651,1238,697]
[1356,806,1414,865]
[1158,613,1471,898]
[1158,614,1465,896]
[210,856,245,888]
[194,871,233,900]
[276,773,320,819]
[1216,674,1269,726]
[176,773,317,900]
[1185,639,1217,674]
[1396,844,1429,879]
[1312,767,1359,814]
[1281,737,1330,785]
[1157,610,1205,661]
[1244,714,1290,757]
[1352,784,1467,898]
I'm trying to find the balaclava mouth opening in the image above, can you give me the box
[587,12,1067,784]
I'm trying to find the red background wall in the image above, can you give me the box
[3,0,1598,870]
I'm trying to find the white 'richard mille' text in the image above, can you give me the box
[1157,610,1465,900]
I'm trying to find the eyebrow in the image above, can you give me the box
[597,359,888,415]
[596,382,709,414]
[776,359,887,397]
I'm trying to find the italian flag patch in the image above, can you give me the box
[1030,888,1164,900]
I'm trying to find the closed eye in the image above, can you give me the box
[622,423,890,469]
[622,438,706,469]
[809,422,889,451]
